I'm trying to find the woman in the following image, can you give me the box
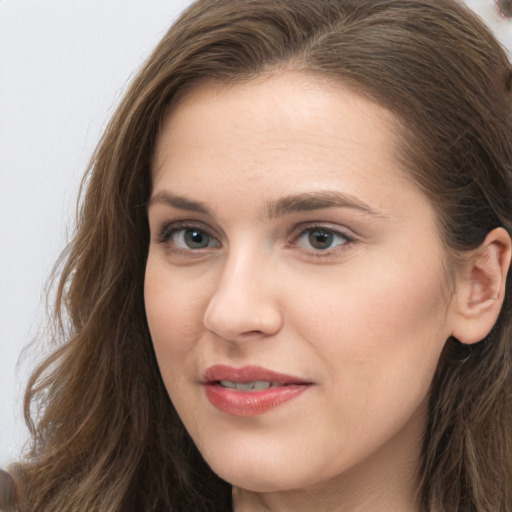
[11,0,512,511]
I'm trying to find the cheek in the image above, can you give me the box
[144,264,211,435]
[144,258,207,373]
[287,251,451,401]
[293,261,447,335]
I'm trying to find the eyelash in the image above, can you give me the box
[289,223,354,258]
[156,221,355,258]
[156,221,219,250]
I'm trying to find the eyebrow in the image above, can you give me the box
[147,192,212,215]
[147,190,385,219]
[266,191,385,219]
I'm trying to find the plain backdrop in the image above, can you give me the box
[0,0,192,467]
[0,0,510,467]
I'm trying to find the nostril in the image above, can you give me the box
[242,330,266,337]
[204,298,283,342]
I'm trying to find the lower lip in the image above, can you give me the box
[204,384,310,416]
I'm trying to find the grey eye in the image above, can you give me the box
[308,229,336,250]
[172,228,219,249]
[297,228,349,251]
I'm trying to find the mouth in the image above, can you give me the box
[202,365,313,416]
[217,380,291,391]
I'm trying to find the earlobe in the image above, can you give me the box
[451,227,511,345]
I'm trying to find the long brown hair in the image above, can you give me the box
[13,1,512,510]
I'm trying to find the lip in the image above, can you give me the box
[202,365,313,417]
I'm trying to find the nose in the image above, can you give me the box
[203,252,284,343]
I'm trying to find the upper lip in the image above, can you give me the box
[202,365,312,385]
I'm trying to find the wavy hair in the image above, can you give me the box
[12,1,512,510]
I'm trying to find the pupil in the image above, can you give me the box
[309,229,333,249]
[185,229,208,248]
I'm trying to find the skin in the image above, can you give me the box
[144,72,471,512]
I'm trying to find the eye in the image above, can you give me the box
[162,226,220,250]
[296,226,351,251]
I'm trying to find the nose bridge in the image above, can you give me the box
[203,244,283,341]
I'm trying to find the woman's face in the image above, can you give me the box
[145,73,458,502]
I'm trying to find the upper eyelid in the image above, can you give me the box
[157,220,217,236]
[290,222,355,240]
[156,221,221,247]
[288,224,356,254]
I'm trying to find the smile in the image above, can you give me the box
[202,365,313,416]
[219,380,285,391]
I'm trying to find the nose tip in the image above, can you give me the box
[203,264,283,343]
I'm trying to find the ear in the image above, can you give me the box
[451,227,511,345]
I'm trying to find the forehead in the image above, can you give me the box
[154,72,402,174]
[152,71,425,220]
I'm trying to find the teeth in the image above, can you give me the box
[219,380,237,389]
[219,380,278,391]
[251,381,272,390]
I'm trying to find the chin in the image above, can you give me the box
[199,444,329,494]
[211,464,300,493]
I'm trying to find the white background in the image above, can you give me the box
[0,0,510,467]
[0,0,192,467]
